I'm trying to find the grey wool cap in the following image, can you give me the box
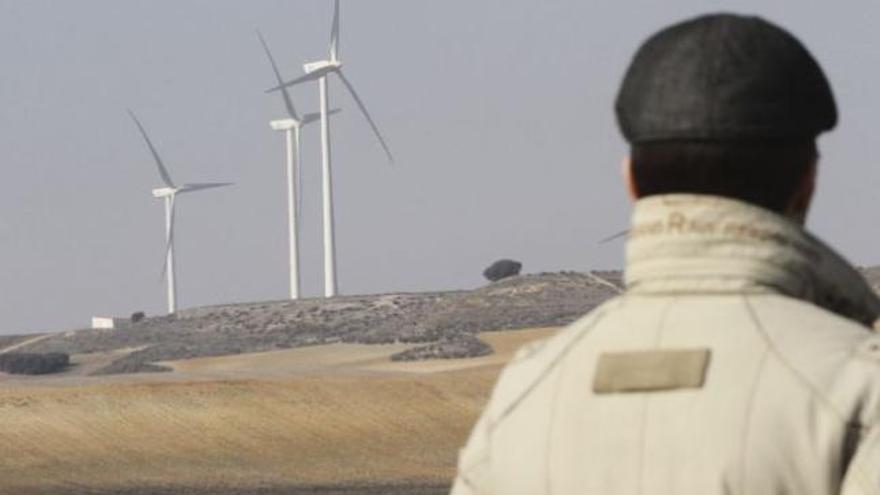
[615,13,837,143]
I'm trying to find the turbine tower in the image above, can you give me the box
[258,31,339,300]
[128,110,233,314]
[267,0,394,298]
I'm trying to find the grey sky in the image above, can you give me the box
[1,0,878,334]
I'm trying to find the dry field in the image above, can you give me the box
[0,328,556,495]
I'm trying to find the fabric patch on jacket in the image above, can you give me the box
[593,348,711,394]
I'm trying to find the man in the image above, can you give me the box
[451,13,880,495]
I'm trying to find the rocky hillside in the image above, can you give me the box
[20,271,624,375]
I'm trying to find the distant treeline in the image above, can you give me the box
[0,353,69,375]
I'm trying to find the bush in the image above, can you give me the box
[483,259,522,282]
[131,311,146,323]
[0,353,70,375]
[391,335,493,362]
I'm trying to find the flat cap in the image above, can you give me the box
[615,13,837,143]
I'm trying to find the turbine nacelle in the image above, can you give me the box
[270,118,298,131]
[304,59,342,75]
[152,187,177,198]
[264,60,341,96]
[270,108,342,131]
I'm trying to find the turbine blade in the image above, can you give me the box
[180,182,234,193]
[266,70,323,93]
[330,0,340,61]
[301,108,341,125]
[257,30,300,121]
[598,228,630,244]
[128,110,176,188]
[162,194,177,281]
[336,71,394,165]
[301,112,321,125]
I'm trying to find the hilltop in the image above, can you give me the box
[14,271,623,376]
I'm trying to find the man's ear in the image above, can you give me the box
[622,156,639,200]
[786,161,817,222]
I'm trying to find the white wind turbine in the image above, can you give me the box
[267,0,394,298]
[258,30,340,300]
[128,110,233,314]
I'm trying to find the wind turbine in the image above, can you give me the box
[258,30,339,300]
[267,0,394,298]
[128,110,233,314]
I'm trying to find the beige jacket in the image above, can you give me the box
[451,194,880,495]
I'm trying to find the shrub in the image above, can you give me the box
[483,259,522,282]
[0,353,70,375]
[391,335,493,362]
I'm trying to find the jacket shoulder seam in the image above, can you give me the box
[742,295,849,424]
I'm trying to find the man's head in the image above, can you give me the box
[615,14,836,220]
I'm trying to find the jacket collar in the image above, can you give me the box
[624,194,880,327]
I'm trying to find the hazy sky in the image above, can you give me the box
[2,0,879,334]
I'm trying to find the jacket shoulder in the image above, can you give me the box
[484,298,624,424]
[746,294,880,425]
[746,294,880,363]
